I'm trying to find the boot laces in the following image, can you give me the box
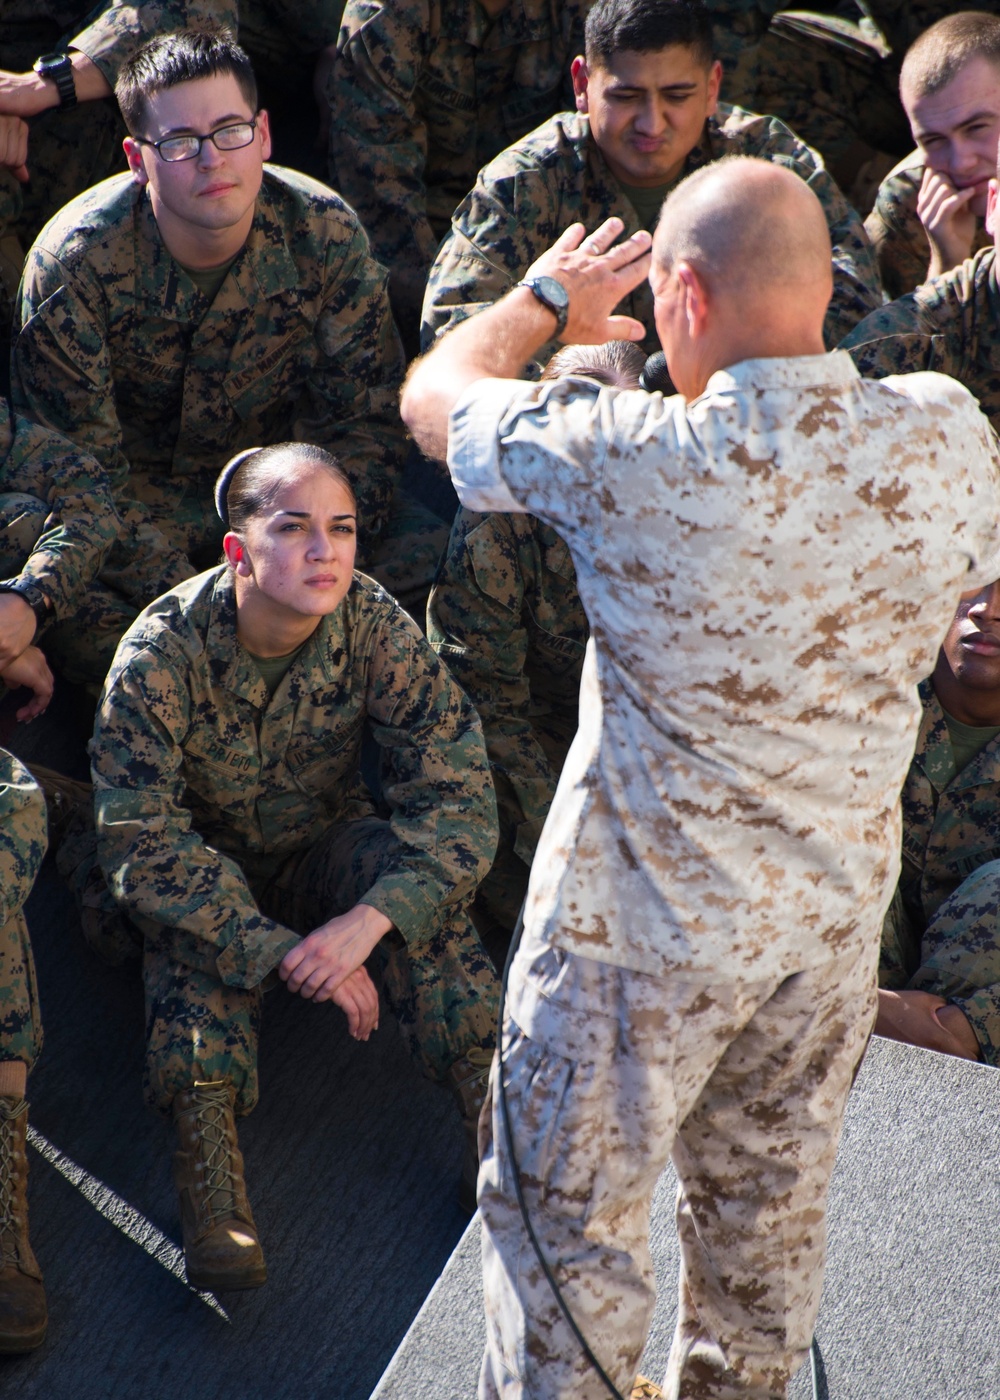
[191,1087,238,1222]
[0,1099,27,1267]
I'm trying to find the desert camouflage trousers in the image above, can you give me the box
[880,861,1000,1067]
[0,911,41,1071]
[478,927,878,1400]
[142,817,498,1115]
[0,481,447,689]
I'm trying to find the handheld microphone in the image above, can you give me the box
[639,351,672,393]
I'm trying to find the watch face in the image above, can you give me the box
[534,276,569,312]
[35,53,69,73]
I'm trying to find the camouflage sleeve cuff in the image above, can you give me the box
[69,0,240,86]
[359,876,442,948]
[215,914,302,990]
[15,558,69,627]
[949,992,1000,1067]
[68,7,139,85]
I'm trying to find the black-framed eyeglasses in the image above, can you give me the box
[134,117,259,164]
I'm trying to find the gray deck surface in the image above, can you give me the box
[371,1036,1000,1400]
[7,681,1000,1400]
[0,684,472,1400]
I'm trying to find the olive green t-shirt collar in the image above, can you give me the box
[244,637,311,698]
[616,178,672,232]
[177,251,242,306]
[942,705,1000,776]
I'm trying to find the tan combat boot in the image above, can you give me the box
[172,1080,267,1292]
[0,1096,47,1352]
[445,1046,494,1214]
[630,1378,664,1399]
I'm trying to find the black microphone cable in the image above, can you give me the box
[495,903,628,1400]
[493,904,825,1400]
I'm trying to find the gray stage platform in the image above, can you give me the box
[371,1035,1000,1400]
[6,682,1000,1400]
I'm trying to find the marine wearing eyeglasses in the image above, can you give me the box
[131,113,260,162]
[0,1,238,383]
[0,28,439,691]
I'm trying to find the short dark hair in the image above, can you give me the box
[542,340,647,389]
[584,0,714,70]
[116,28,257,136]
[217,443,355,532]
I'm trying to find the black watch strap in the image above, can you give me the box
[33,52,77,110]
[0,578,50,635]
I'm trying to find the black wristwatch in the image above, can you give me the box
[0,578,51,637]
[33,52,77,110]
[514,275,570,338]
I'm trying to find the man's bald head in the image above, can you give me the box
[653,157,833,300]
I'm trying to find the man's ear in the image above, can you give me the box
[676,262,710,338]
[570,56,590,114]
[987,178,999,239]
[705,59,723,116]
[123,136,149,188]
[255,107,272,162]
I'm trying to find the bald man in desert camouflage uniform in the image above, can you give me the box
[402,154,1000,1399]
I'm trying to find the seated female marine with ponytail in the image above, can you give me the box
[81,442,500,1291]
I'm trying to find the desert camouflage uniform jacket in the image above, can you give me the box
[0,396,119,623]
[864,150,992,301]
[840,247,1000,432]
[11,166,407,579]
[91,566,498,989]
[896,679,1000,929]
[427,506,586,864]
[447,356,1000,978]
[421,107,883,361]
[328,0,593,339]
